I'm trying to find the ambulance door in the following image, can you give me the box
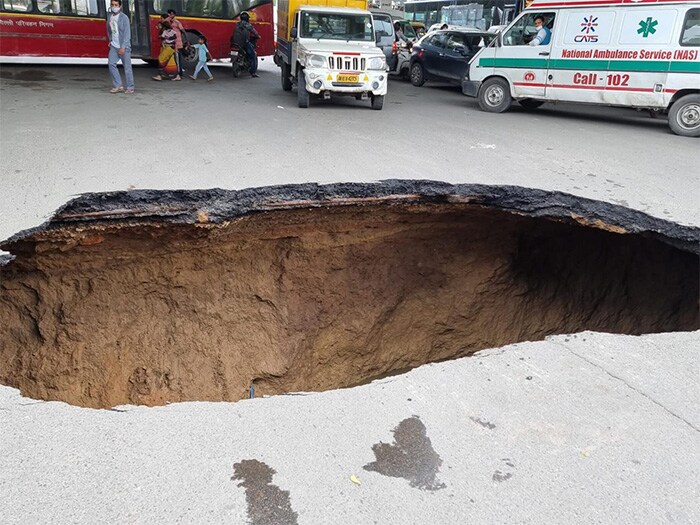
[497,10,556,99]
[603,7,677,107]
[546,9,617,103]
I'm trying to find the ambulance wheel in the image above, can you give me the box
[297,71,309,108]
[281,62,293,91]
[668,94,700,137]
[410,63,426,87]
[479,77,512,113]
[371,95,384,110]
[518,98,544,110]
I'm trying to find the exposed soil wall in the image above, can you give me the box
[0,184,698,408]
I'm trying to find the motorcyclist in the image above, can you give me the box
[232,12,260,77]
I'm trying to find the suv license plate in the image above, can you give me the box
[336,74,359,83]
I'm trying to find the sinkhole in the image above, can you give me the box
[0,182,697,408]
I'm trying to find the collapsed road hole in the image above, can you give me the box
[0,182,697,409]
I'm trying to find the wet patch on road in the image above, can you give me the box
[470,416,496,430]
[364,415,446,491]
[232,459,298,525]
[492,458,516,483]
[0,70,56,82]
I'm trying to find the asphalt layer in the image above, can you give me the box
[3,181,699,254]
[0,58,699,524]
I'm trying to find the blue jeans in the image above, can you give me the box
[246,42,258,74]
[108,46,134,90]
[194,61,212,79]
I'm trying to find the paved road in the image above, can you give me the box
[0,59,698,524]
[0,59,698,247]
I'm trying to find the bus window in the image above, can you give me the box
[681,8,700,46]
[152,0,224,18]
[2,0,32,11]
[40,0,99,15]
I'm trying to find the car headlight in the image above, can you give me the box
[305,54,326,68]
[367,57,386,70]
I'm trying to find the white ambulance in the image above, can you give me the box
[462,0,700,136]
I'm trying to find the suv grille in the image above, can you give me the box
[328,56,366,72]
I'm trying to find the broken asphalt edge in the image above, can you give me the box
[1,180,698,261]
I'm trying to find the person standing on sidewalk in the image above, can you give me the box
[106,0,134,94]
[167,9,188,77]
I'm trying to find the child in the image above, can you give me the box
[189,35,214,81]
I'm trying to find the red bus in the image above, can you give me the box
[0,0,273,62]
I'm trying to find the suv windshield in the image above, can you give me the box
[300,11,374,41]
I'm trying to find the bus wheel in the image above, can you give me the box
[479,78,512,113]
[518,98,544,110]
[281,63,293,91]
[183,32,200,63]
[668,94,700,137]
[297,71,309,108]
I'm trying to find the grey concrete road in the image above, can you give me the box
[1,331,698,524]
[1,59,698,524]
[1,58,698,248]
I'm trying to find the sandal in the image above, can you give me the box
[207,77,214,81]
[152,75,162,81]
[173,75,182,81]
[109,86,125,93]
[189,75,196,80]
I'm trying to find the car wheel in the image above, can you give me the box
[281,62,293,91]
[478,77,512,113]
[297,70,309,108]
[410,62,425,87]
[518,98,544,110]
[371,95,384,110]
[668,94,700,137]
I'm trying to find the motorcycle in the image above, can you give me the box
[230,34,259,78]
[388,41,412,80]
[230,44,251,78]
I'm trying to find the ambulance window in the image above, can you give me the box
[503,12,555,46]
[680,8,700,46]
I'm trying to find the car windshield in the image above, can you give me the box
[300,12,374,41]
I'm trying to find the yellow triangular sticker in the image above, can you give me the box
[327,74,333,81]
[363,75,369,82]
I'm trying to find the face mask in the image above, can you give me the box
[111,6,120,13]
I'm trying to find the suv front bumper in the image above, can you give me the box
[303,68,388,96]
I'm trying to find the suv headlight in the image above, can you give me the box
[305,54,326,68]
[367,56,386,70]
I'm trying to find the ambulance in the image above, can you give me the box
[462,0,700,136]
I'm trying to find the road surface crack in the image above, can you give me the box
[557,342,699,434]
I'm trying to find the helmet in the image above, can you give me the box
[240,12,249,21]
